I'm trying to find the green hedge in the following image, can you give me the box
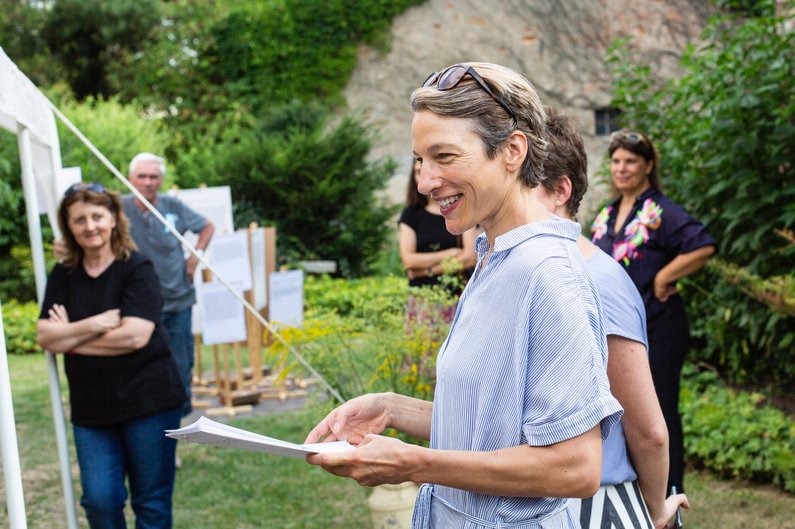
[1,300,40,356]
[681,364,795,493]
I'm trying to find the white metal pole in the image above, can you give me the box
[17,125,79,529]
[0,300,28,529]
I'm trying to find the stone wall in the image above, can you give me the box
[343,0,714,222]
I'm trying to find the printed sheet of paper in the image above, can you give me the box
[197,282,247,345]
[165,416,353,458]
[269,270,304,328]
[208,231,252,291]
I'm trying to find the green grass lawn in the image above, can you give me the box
[1,353,793,528]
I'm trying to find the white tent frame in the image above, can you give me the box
[0,46,79,529]
[1,46,343,529]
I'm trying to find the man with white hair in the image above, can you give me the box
[124,153,214,418]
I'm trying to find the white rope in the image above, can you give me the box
[47,101,345,404]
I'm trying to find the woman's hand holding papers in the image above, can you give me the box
[304,392,434,486]
[306,434,423,487]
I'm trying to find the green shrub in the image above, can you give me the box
[175,101,399,278]
[681,363,795,493]
[56,95,173,188]
[681,268,795,390]
[204,0,424,110]
[304,274,407,319]
[273,275,453,407]
[1,300,40,356]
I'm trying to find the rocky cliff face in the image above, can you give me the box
[343,0,713,219]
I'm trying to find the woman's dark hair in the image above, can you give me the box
[405,161,428,208]
[608,129,662,192]
[57,186,136,269]
[541,107,588,218]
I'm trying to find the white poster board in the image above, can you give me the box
[197,282,247,345]
[249,227,267,310]
[171,186,235,248]
[268,270,304,328]
[208,231,252,291]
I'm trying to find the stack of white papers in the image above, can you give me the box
[165,416,354,458]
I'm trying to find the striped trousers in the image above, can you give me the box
[568,481,654,529]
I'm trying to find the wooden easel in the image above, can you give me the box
[192,225,280,415]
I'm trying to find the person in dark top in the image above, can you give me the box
[399,160,477,324]
[398,160,476,287]
[591,130,716,493]
[37,182,186,529]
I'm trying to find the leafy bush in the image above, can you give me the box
[57,95,173,188]
[304,274,407,319]
[205,0,424,110]
[43,0,162,99]
[682,269,795,390]
[271,275,452,409]
[608,2,795,388]
[175,101,399,277]
[1,299,40,356]
[681,364,795,493]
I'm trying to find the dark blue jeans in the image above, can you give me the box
[73,408,181,529]
[161,308,194,417]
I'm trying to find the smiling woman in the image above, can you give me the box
[304,62,623,529]
[37,184,186,529]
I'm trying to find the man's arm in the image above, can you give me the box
[186,219,215,277]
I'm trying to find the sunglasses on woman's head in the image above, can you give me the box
[609,130,650,147]
[64,182,106,198]
[422,64,518,125]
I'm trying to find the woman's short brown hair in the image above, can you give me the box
[410,62,548,188]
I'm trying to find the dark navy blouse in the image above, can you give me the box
[591,187,717,325]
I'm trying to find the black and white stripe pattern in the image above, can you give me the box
[569,481,654,529]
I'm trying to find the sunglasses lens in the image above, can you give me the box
[437,66,467,90]
[65,182,105,197]
[422,71,439,88]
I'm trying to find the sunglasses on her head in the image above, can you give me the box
[422,64,518,125]
[609,130,650,147]
[64,182,106,198]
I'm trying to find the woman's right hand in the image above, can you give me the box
[91,308,121,333]
[304,393,393,446]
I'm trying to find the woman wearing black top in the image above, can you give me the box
[398,160,476,288]
[591,131,716,493]
[37,183,186,529]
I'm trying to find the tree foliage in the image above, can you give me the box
[608,0,795,389]
[42,0,162,99]
[56,96,173,188]
[174,100,398,277]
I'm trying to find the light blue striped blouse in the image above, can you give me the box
[427,218,623,529]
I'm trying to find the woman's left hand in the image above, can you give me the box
[653,276,678,302]
[306,434,420,487]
